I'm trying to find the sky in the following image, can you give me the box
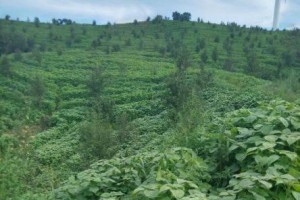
[0,0,299,29]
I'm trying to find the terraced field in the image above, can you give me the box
[0,17,299,199]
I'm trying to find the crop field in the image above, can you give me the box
[0,16,299,199]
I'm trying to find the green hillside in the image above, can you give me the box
[0,16,300,200]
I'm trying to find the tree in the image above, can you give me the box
[211,47,218,62]
[172,11,181,21]
[87,67,105,97]
[201,50,208,64]
[282,51,293,67]
[32,49,42,65]
[223,56,233,71]
[181,12,191,21]
[214,36,220,43]
[5,15,10,20]
[176,48,192,72]
[196,38,206,52]
[172,12,191,21]
[79,118,116,161]
[30,76,45,107]
[0,56,12,76]
[14,49,22,61]
[223,37,233,55]
[152,15,163,24]
[34,17,40,27]
[245,51,259,74]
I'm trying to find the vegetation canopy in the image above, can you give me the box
[0,11,299,200]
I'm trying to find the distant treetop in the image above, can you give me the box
[172,11,191,21]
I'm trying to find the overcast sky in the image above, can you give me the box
[0,0,299,29]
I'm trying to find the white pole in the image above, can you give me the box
[273,0,281,30]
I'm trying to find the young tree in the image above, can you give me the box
[0,56,12,76]
[32,49,42,65]
[152,15,163,24]
[30,76,46,107]
[282,50,293,67]
[14,49,22,61]
[211,47,219,62]
[245,51,259,74]
[87,67,105,97]
[34,17,40,27]
[223,56,233,71]
[176,48,192,72]
[201,50,208,64]
[5,15,10,20]
[214,35,220,43]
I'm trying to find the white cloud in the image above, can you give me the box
[0,0,154,23]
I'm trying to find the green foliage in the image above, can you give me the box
[0,14,299,200]
[52,148,210,200]
[214,100,300,199]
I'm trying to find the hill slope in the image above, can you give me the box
[0,18,299,199]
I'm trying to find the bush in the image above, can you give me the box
[0,56,12,76]
[79,118,116,161]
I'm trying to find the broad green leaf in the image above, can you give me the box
[278,150,298,161]
[245,115,257,124]
[258,180,272,189]
[144,189,159,199]
[250,191,266,200]
[176,179,198,189]
[170,189,185,199]
[286,135,300,146]
[228,144,239,152]
[292,191,300,200]
[236,128,253,138]
[292,184,300,192]
[260,125,273,135]
[266,167,281,177]
[246,147,258,154]
[260,142,276,150]
[255,155,279,166]
[279,117,289,128]
[247,136,263,143]
[238,179,254,189]
[89,186,99,193]
[291,118,300,130]
[280,174,295,180]
[160,184,172,192]
[235,153,247,162]
[264,135,278,142]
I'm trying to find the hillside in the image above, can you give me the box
[0,16,300,200]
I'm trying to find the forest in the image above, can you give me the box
[0,12,300,200]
